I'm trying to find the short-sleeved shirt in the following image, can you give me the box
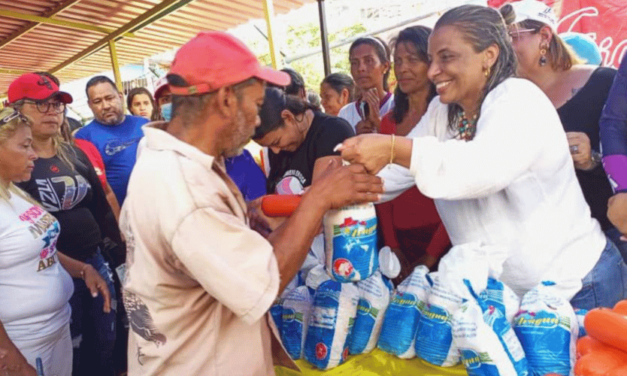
[17,146,120,261]
[0,191,73,343]
[121,122,284,375]
[74,139,107,189]
[267,112,354,194]
[75,115,147,204]
[225,149,267,201]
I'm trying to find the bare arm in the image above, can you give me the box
[57,253,111,313]
[0,321,36,376]
[104,182,121,221]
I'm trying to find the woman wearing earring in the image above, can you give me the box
[500,0,623,256]
[253,87,354,195]
[337,4,627,309]
[339,37,394,135]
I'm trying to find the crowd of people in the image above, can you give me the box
[1,0,627,375]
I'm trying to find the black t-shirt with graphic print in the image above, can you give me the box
[267,111,355,194]
[18,145,120,261]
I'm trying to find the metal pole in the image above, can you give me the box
[317,0,331,77]
[262,0,281,69]
[108,40,124,98]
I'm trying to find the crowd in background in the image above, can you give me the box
[1,0,627,375]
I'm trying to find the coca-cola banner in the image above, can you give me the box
[488,0,627,68]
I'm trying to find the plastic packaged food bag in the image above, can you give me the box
[416,244,490,367]
[513,281,578,376]
[323,204,378,282]
[305,264,332,295]
[272,282,299,330]
[378,265,431,359]
[349,271,391,355]
[479,277,521,324]
[304,279,360,370]
[282,286,315,359]
[454,279,528,376]
[454,300,528,376]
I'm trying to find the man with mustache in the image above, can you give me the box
[75,76,148,205]
[119,31,383,375]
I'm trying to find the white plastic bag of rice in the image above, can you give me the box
[349,271,391,355]
[415,243,489,367]
[480,277,520,325]
[304,279,359,370]
[281,286,314,360]
[378,265,431,359]
[513,281,578,376]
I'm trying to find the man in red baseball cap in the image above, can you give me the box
[120,31,383,375]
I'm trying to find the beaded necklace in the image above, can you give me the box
[457,111,478,141]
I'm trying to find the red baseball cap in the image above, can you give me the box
[153,76,170,102]
[8,73,73,104]
[168,32,290,96]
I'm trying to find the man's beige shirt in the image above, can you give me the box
[121,123,281,375]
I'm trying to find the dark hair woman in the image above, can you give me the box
[338,5,627,310]
[9,73,122,376]
[500,0,625,260]
[339,37,394,135]
[127,87,159,121]
[320,73,355,116]
[253,87,354,195]
[376,26,450,278]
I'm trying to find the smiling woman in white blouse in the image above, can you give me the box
[338,4,627,310]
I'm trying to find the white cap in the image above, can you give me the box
[511,0,558,31]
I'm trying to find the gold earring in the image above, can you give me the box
[484,66,491,77]
[539,48,548,66]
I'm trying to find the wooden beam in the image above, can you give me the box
[0,0,80,50]
[49,0,195,74]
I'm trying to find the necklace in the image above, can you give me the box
[457,111,478,141]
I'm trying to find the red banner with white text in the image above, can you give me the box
[489,0,627,68]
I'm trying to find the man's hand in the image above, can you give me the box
[0,347,37,376]
[307,160,384,211]
[608,192,627,238]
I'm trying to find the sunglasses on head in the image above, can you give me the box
[0,109,28,126]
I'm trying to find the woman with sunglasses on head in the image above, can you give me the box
[0,107,73,376]
[376,25,451,278]
[338,5,627,309]
[7,73,121,376]
[339,37,395,135]
[499,0,624,259]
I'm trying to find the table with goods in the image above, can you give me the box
[261,195,627,376]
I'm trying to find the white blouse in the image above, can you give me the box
[378,78,606,299]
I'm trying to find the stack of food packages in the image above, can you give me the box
[271,209,584,375]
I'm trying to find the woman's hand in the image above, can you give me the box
[82,265,111,313]
[247,198,286,238]
[338,134,394,175]
[0,347,37,376]
[566,132,595,170]
[364,89,382,131]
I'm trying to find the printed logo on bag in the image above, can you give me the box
[423,305,451,324]
[282,308,304,324]
[315,343,328,360]
[333,258,354,278]
[515,311,561,329]
[392,292,418,308]
[460,349,493,370]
